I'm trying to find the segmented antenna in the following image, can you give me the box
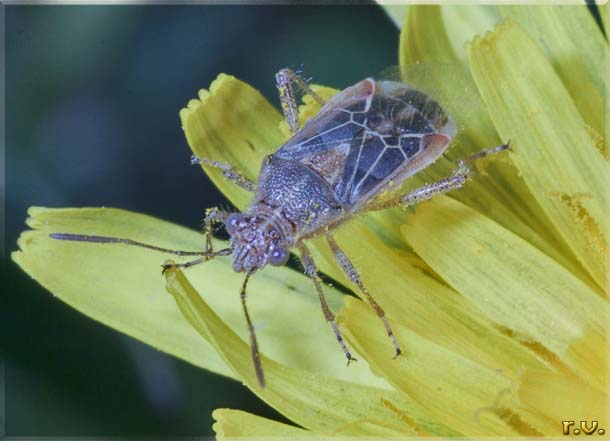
[239,271,265,388]
[49,233,230,257]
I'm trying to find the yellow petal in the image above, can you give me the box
[401,5,501,66]
[468,20,609,289]
[402,196,609,391]
[518,370,608,428]
[165,266,459,437]
[441,5,502,66]
[213,408,314,439]
[400,6,458,65]
[375,2,408,29]
[11,207,233,379]
[399,7,581,280]
[180,73,285,211]
[319,221,549,375]
[212,409,317,440]
[500,5,608,139]
[342,297,527,436]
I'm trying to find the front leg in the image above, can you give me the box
[161,208,231,273]
[275,68,326,134]
[203,207,231,254]
[191,156,256,192]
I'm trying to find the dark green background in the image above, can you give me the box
[3,4,398,436]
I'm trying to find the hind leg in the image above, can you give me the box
[366,143,510,212]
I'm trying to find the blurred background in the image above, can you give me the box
[2,4,398,436]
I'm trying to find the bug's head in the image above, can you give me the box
[225,212,290,273]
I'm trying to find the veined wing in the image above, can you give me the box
[275,77,456,209]
[275,78,376,166]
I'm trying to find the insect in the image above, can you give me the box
[51,66,509,388]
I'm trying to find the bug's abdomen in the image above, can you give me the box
[253,157,343,233]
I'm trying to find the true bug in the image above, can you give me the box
[51,66,509,388]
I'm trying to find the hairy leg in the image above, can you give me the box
[202,207,231,254]
[161,207,232,273]
[191,156,256,192]
[298,242,356,364]
[326,234,402,358]
[275,67,326,134]
[366,143,510,212]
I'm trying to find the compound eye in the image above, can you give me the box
[269,246,288,266]
[225,213,242,235]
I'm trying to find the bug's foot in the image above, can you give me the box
[161,263,176,275]
[346,354,358,366]
[392,347,403,360]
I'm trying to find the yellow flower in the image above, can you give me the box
[12,4,608,438]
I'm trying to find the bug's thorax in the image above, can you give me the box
[227,203,295,273]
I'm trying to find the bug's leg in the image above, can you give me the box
[275,68,326,134]
[326,234,402,359]
[298,242,357,365]
[365,161,472,212]
[275,69,299,134]
[365,143,510,212]
[191,156,256,192]
[279,68,326,106]
[461,142,511,163]
[161,208,231,273]
[160,249,232,274]
[239,272,265,387]
[202,207,231,254]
